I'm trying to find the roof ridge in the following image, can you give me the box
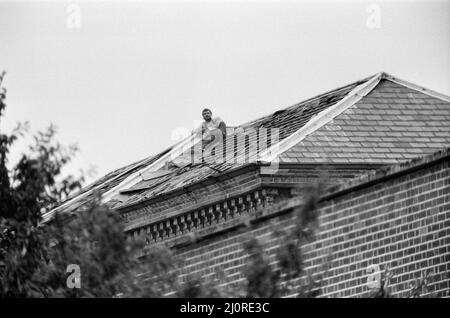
[380,72,450,102]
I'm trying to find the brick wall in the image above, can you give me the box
[163,149,450,297]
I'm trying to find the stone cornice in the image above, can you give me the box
[322,148,450,201]
[149,191,305,252]
[126,188,281,245]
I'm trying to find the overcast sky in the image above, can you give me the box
[1,0,449,184]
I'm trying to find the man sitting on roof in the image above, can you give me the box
[193,108,227,147]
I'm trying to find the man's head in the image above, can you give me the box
[202,108,212,121]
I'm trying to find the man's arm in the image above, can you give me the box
[218,121,227,137]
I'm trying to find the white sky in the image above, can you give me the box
[1,0,449,184]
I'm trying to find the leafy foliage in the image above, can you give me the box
[0,71,61,296]
[36,204,178,297]
[371,266,436,298]
[242,184,326,298]
[370,265,394,298]
[0,72,178,297]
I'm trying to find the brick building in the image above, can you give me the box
[47,72,450,297]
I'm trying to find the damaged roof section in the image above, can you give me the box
[105,74,369,209]
[240,77,368,140]
[42,146,174,222]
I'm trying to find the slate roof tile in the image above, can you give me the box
[280,79,450,165]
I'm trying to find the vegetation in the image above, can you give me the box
[371,266,438,298]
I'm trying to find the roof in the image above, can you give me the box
[45,72,450,220]
[280,78,450,164]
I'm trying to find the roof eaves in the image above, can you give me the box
[380,72,450,102]
[42,147,172,220]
